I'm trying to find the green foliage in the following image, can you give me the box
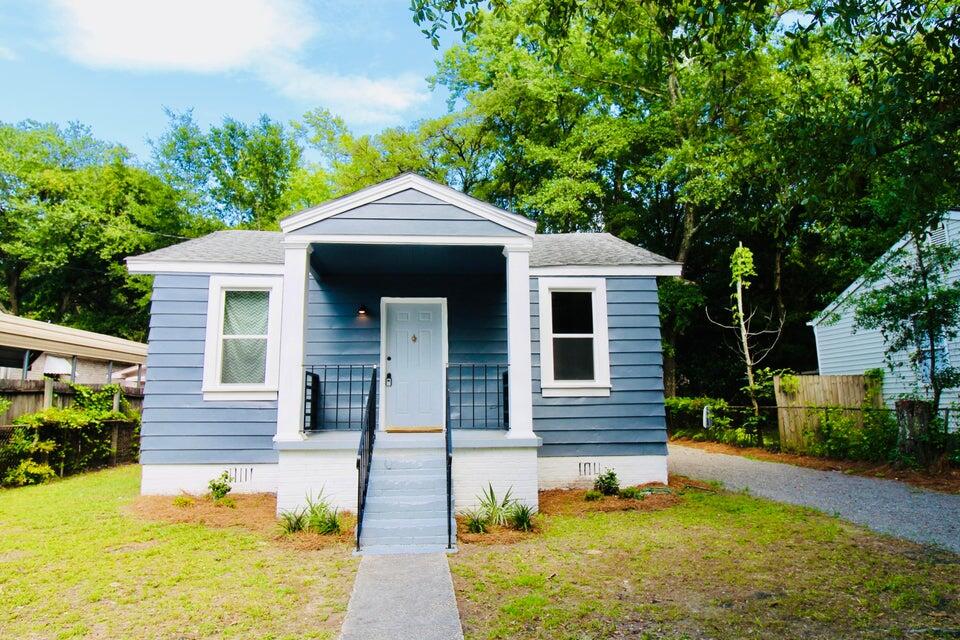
[593,469,619,496]
[303,493,341,535]
[853,234,960,412]
[477,483,516,526]
[506,503,535,532]
[0,397,10,416]
[278,508,307,534]
[207,472,232,501]
[779,373,801,396]
[172,495,194,508]
[804,407,899,463]
[3,458,57,487]
[0,121,211,339]
[583,490,602,502]
[462,508,489,533]
[617,486,643,500]
[2,384,139,486]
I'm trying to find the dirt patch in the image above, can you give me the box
[128,492,355,549]
[538,478,698,516]
[673,438,960,494]
[456,517,538,545]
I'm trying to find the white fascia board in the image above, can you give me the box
[279,174,536,236]
[530,264,682,277]
[282,234,534,249]
[126,259,284,275]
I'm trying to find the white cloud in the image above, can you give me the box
[262,58,428,125]
[0,45,16,61]
[48,0,428,124]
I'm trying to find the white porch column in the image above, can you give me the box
[504,245,535,438]
[275,242,312,442]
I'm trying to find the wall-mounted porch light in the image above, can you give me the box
[357,304,369,317]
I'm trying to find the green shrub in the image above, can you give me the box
[207,471,232,501]
[477,483,516,526]
[278,508,307,534]
[779,373,801,395]
[593,469,620,496]
[3,459,57,486]
[618,486,644,500]
[507,503,535,532]
[462,508,488,533]
[172,495,194,508]
[304,493,341,534]
[584,489,602,502]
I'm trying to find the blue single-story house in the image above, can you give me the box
[810,211,960,410]
[127,173,681,552]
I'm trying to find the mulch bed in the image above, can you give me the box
[672,438,960,494]
[128,493,356,549]
[456,479,705,545]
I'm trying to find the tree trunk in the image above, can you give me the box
[6,269,19,315]
[662,323,678,398]
[895,399,938,468]
[773,248,786,321]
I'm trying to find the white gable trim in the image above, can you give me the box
[279,173,536,237]
[530,265,682,277]
[809,210,960,327]
[126,259,284,275]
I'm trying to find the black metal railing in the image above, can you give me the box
[355,368,377,551]
[445,368,454,550]
[446,364,509,429]
[304,364,377,431]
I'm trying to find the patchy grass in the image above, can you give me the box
[0,466,358,639]
[451,481,960,640]
[673,439,960,494]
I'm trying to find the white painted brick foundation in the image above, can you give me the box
[276,449,359,513]
[141,464,279,495]
[537,455,668,489]
[452,447,539,511]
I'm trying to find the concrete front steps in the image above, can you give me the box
[359,437,456,554]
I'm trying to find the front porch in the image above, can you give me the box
[272,241,540,551]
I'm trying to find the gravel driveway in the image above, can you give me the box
[668,443,960,553]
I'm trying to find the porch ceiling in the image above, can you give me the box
[310,243,506,275]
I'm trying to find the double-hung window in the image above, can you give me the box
[538,277,611,397]
[202,275,282,400]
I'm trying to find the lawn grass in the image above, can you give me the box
[0,465,358,639]
[450,485,960,640]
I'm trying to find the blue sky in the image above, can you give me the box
[0,0,453,160]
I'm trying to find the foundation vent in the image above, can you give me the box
[227,467,255,484]
[578,461,602,477]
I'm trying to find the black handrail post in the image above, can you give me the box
[503,369,509,429]
[309,372,320,432]
[355,367,377,551]
[445,366,453,550]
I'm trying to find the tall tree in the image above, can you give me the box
[152,110,302,229]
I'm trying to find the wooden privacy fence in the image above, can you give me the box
[773,374,882,451]
[0,378,144,425]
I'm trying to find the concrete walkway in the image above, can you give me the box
[340,552,464,640]
[668,443,960,553]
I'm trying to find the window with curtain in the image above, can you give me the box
[220,290,270,384]
[551,291,595,381]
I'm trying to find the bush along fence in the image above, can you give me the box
[666,372,959,469]
[0,382,140,486]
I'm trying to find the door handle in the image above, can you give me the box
[385,372,392,387]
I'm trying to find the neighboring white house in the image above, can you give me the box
[809,211,960,411]
[126,173,682,553]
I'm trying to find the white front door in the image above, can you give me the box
[383,301,445,431]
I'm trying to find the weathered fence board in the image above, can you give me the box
[0,379,143,425]
[773,374,881,452]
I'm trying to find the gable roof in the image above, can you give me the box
[128,230,679,273]
[809,210,960,326]
[280,173,537,237]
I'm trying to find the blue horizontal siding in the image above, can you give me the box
[531,276,668,458]
[140,274,279,465]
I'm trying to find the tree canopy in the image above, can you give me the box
[1,0,957,398]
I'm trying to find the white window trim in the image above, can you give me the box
[202,275,283,401]
[538,277,611,397]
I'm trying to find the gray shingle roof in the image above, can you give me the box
[530,233,676,267]
[129,230,677,268]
